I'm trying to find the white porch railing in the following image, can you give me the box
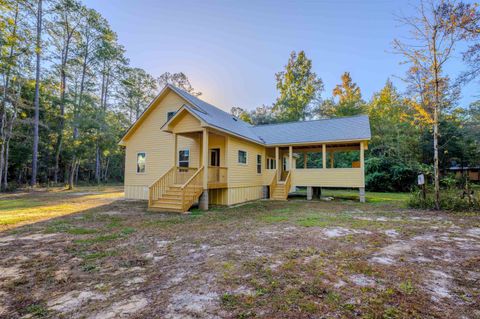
[290,168,364,188]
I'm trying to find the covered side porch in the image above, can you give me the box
[266,141,367,202]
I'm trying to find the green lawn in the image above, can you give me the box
[0,186,124,231]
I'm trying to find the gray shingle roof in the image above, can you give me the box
[167,85,371,145]
[251,115,371,145]
[168,85,264,144]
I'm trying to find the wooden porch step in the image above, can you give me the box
[148,204,184,213]
[154,198,183,205]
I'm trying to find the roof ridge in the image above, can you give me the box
[252,114,368,128]
[167,84,238,118]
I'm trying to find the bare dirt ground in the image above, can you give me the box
[0,192,479,318]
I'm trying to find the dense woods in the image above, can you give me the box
[1,0,479,210]
[0,0,200,190]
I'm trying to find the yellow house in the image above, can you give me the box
[119,84,371,212]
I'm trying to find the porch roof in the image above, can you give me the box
[251,115,371,146]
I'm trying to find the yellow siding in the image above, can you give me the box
[170,111,203,133]
[227,186,264,205]
[123,91,200,199]
[209,188,228,205]
[125,185,148,200]
[264,169,276,185]
[227,136,266,188]
[291,168,364,188]
[208,133,226,166]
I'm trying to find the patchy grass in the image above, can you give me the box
[0,188,479,318]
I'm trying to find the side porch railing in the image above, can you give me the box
[180,166,204,211]
[269,170,278,198]
[208,166,227,187]
[148,166,176,207]
[283,171,292,199]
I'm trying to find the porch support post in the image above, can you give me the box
[275,146,280,181]
[360,141,365,169]
[173,133,178,167]
[330,152,334,168]
[359,141,365,203]
[200,128,209,210]
[322,144,326,169]
[303,152,307,169]
[288,146,293,171]
[359,187,366,203]
[307,186,313,200]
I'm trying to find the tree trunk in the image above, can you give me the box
[54,19,74,184]
[31,0,42,187]
[3,136,10,190]
[103,156,109,182]
[0,4,20,190]
[432,28,441,210]
[75,161,79,184]
[68,159,77,190]
[95,144,101,184]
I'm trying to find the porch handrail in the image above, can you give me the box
[180,166,204,211]
[269,170,278,198]
[148,166,176,207]
[284,170,291,199]
[180,166,203,190]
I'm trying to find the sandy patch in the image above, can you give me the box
[48,290,105,313]
[370,256,395,265]
[165,291,219,318]
[322,227,371,238]
[425,270,453,302]
[466,228,480,238]
[384,229,399,237]
[90,295,148,319]
[125,276,146,286]
[0,265,21,280]
[350,274,376,287]
[18,233,58,241]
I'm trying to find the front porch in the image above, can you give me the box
[148,127,229,212]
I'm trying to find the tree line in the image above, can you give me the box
[232,1,480,209]
[0,0,200,191]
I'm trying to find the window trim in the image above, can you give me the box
[266,157,276,170]
[237,150,248,165]
[178,148,190,168]
[136,152,146,174]
[256,154,262,174]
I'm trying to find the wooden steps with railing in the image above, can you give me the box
[148,166,204,212]
[269,170,291,201]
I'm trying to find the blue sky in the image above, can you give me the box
[84,0,477,112]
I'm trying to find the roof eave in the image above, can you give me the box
[265,137,371,147]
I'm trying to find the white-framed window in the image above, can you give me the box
[266,158,276,169]
[238,150,247,165]
[136,152,146,173]
[178,149,190,167]
[257,154,262,174]
[167,111,176,122]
